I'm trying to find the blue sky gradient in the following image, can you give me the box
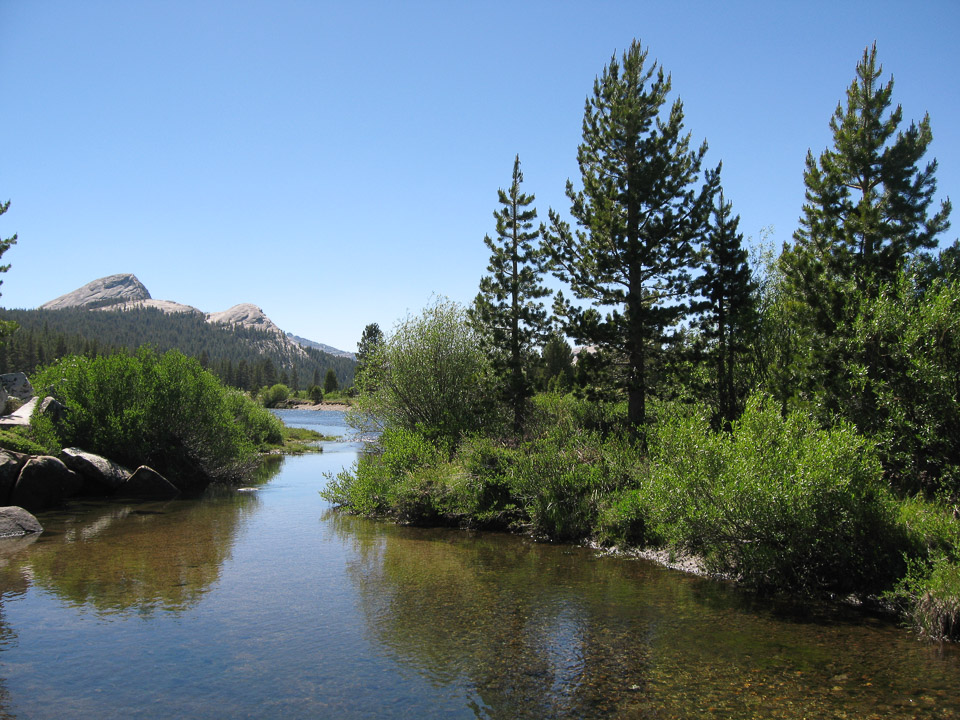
[1,1,957,352]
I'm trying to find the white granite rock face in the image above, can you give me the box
[40,273,151,310]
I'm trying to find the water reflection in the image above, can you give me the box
[330,512,960,719]
[0,458,283,618]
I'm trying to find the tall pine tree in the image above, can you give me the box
[780,43,952,408]
[355,322,384,390]
[469,155,550,434]
[692,187,758,428]
[543,40,717,435]
[0,196,17,341]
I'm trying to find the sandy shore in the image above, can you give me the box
[279,401,351,412]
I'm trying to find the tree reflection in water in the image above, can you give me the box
[328,512,660,718]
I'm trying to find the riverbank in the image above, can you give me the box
[321,395,960,642]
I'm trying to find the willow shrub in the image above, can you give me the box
[31,349,282,488]
[642,395,906,594]
[888,496,960,640]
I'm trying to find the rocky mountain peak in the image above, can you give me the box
[40,273,151,310]
[206,303,283,335]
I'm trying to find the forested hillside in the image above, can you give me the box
[0,305,355,391]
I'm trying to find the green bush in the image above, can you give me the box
[643,395,906,594]
[0,427,54,456]
[888,496,960,640]
[508,426,641,541]
[352,298,501,450]
[260,383,291,408]
[31,349,283,488]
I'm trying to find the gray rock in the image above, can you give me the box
[0,373,34,401]
[0,386,7,414]
[0,397,38,429]
[39,273,151,310]
[118,466,180,499]
[0,506,43,537]
[12,455,83,512]
[59,447,131,491]
[0,451,28,504]
[38,396,67,423]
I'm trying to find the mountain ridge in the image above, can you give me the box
[38,273,352,358]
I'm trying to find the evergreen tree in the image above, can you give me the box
[537,333,574,392]
[783,43,950,328]
[780,43,952,409]
[469,155,550,433]
[692,187,759,428]
[324,368,339,394]
[543,39,717,435]
[355,322,384,389]
[0,196,17,341]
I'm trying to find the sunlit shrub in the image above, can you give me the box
[643,394,906,594]
[31,349,282,488]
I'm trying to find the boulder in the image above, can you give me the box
[118,466,180,499]
[11,455,83,512]
[59,447,132,492]
[0,451,28,504]
[38,396,67,423]
[0,506,43,537]
[0,373,35,401]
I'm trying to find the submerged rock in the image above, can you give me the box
[0,506,43,537]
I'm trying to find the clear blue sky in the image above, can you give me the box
[1,1,957,353]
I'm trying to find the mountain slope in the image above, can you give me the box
[2,275,355,389]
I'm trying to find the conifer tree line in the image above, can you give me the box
[469,40,957,494]
[0,305,355,392]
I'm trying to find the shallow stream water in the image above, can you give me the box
[0,409,957,719]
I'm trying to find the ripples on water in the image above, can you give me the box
[0,410,956,719]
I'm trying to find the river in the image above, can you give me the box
[0,409,956,719]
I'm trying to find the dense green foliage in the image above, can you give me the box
[469,155,551,434]
[0,305,354,391]
[326,393,906,596]
[260,383,291,408]
[350,298,499,448]
[691,188,759,428]
[328,40,959,640]
[30,348,283,489]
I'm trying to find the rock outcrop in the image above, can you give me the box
[60,447,132,491]
[206,303,284,335]
[11,456,83,511]
[0,373,35,401]
[0,506,43,537]
[40,273,151,310]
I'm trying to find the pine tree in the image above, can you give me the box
[469,155,550,433]
[324,368,339,394]
[692,187,758,428]
[780,44,952,409]
[355,322,384,389]
[783,43,951,330]
[0,197,17,341]
[543,39,717,435]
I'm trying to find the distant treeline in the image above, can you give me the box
[0,306,355,391]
